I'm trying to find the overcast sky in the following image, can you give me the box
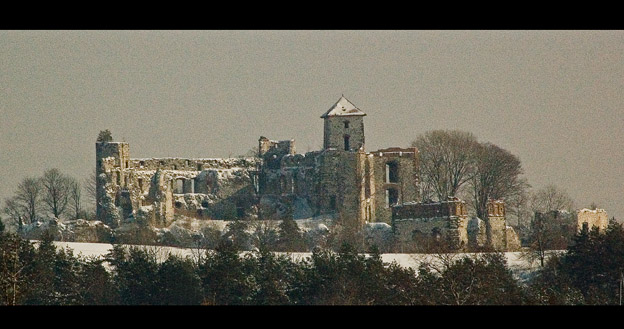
[1,30,622,220]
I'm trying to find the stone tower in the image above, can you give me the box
[321,96,366,151]
[95,140,130,226]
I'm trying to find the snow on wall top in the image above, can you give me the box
[320,96,366,118]
[577,208,607,214]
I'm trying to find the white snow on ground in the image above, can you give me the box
[46,241,561,282]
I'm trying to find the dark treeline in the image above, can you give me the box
[1,222,624,305]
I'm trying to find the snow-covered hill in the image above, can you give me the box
[47,241,560,283]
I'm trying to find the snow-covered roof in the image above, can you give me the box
[320,96,366,118]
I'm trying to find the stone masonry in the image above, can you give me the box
[576,208,609,232]
[392,198,520,251]
[95,96,526,251]
[96,96,420,230]
[392,197,469,250]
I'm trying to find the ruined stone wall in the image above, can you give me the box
[577,208,609,232]
[505,226,521,251]
[362,153,376,223]
[486,200,508,251]
[391,198,519,251]
[96,139,261,226]
[370,148,419,224]
[258,149,321,220]
[392,198,469,250]
[259,137,296,158]
[256,142,367,227]
[129,158,259,222]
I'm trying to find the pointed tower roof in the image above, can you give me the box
[320,96,366,118]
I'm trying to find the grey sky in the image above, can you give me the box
[1,30,622,220]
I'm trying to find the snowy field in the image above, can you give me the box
[46,241,560,282]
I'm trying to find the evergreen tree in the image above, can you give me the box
[199,240,254,305]
[432,253,525,305]
[107,245,160,305]
[25,231,57,304]
[97,129,113,143]
[559,223,624,304]
[0,234,37,305]
[78,258,118,305]
[249,247,295,305]
[277,218,305,251]
[223,220,252,251]
[157,255,204,305]
[526,254,584,305]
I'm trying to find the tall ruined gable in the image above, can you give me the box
[369,147,419,224]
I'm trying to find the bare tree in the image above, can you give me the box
[529,184,575,214]
[412,130,479,202]
[470,142,525,220]
[523,185,576,266]
[68,178,82,219]
[3,197,25,230]
[41,168,71,219]
[84,169,97,206]
[14,177,42,223]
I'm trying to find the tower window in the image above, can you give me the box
[344,121,350,128]
[344,135,350,151]
[386,161,399,183]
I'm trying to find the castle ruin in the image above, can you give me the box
[96,96,518,250]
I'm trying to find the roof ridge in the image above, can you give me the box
[320,95,366,118]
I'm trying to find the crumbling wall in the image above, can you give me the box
[257,143,321,220]
[392,198,469,250]
[133,160,259,222]
[95,139,261,226]
[577,208,609,232]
